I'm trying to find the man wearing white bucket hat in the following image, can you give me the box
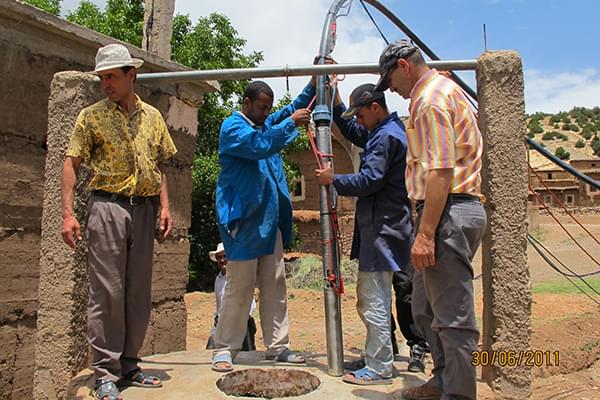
[61,43,176,400]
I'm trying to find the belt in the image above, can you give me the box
[93,190,158,206]
[415,193,481,209]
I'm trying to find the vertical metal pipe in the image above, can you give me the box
[316,125,344,376]
[314,0,350,377]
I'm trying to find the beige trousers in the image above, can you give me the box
[214,230,290,359]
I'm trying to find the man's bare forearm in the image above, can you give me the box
[159,167,170,210]
[418,168,453,239]
[61,157,82,218]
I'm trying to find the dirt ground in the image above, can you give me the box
[186,217,600,398]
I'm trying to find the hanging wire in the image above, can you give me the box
[527,235,600,306]
[528,163,600,248]
[528,234,600,280]
[359,0,389,45]
[358,0,600,304]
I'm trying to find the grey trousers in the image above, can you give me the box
[86,194,157,382]
[412,199,486,400]
[213,230,290,359]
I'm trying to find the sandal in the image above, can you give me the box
[342,367,393,386]
[266,348,305,364]
[122,369,163,388]
[94,380,122,400]
[212,352,234,373]
[401,383,442,400]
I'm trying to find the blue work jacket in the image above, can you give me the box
[332,104,412,272]
[216,84,315,260]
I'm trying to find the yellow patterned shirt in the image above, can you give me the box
[66,96,177,196]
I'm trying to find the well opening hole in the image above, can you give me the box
[216,368,321,398]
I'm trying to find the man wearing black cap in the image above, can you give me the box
[375,40,486,400]
[315,83,416,385]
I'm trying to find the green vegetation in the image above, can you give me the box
[32,0,311,290]
[287,256,358,289]
[575,139,585,148]
[23,0,61,14]
[554,146,570,160]
[542,131,568,141]
[532,278,600,295]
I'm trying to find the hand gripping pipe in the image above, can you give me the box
[313,0,352,378]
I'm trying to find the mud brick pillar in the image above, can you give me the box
[477,51,532,399]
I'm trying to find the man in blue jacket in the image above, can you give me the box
[315,83,421,384]
[211,80,313,372]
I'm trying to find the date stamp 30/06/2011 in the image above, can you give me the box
[471,350,560,367]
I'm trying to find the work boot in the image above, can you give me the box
[407,343,426,373]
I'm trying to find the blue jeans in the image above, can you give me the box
[356,270,394,378]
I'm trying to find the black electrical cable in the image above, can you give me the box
[528,234,600,281]
[358,0,600,304]
[528,234,600,305]
[359,0,389,45]
[527,138,600,191]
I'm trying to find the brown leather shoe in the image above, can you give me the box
[401,384,442,400]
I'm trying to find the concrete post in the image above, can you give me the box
[477,51,532,399]
[142,0,176,60]
[34,72,101,400]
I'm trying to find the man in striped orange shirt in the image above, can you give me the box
[375,40,487,400]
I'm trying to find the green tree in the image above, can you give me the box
[67,0,144,46]
[23,0,61,14]
[555,147,570,160]
[575,139,585,148]
[549,115,561,124]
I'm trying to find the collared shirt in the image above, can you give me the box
[216,83,316,260]
[332,105,412,273]
[405,69,483,201]
[66,96,177,196]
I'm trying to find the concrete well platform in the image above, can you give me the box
[67,350,436,399]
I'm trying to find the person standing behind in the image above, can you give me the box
[315,83,414,385]
[206,242,257,351]
[211,78,314,372]
[61,44,176,400]
[375,40,486,400]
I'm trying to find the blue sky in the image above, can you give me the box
[60,0,600,114]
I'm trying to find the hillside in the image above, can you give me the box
[527,107,600,168]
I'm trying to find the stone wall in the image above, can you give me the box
[0,2,215,399]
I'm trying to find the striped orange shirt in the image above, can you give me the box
[405,69,483,201]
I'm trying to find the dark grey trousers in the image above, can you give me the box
[85,194,158,382]
[412,199,486,400]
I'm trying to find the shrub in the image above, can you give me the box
[555,147,570,160]
[575,139,585,148]
[593,140,600,156]
[550,115,561,124]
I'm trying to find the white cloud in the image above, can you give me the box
[524,68,600,113]
[175,0,410,115]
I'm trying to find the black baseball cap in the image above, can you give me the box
[341,83,385,119]
[374,40,419,92]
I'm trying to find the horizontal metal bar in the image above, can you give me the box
[137,60,476,83]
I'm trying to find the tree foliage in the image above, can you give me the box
[23,0,61,15]
[554,146,570,160]
[67,0,144,46]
